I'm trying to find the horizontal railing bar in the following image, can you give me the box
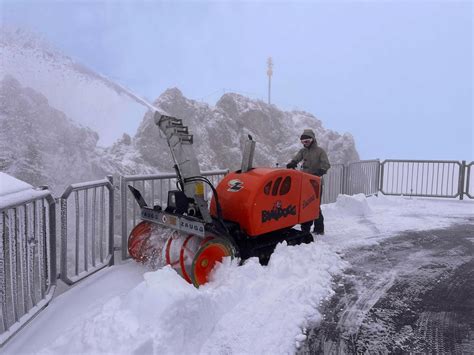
[381,192,460,198]
[61,179,112,199]
[382,159,461,165]
[121,169,229,182]
[61,255,113,285]
[0,287,55,345]
[347,159,380,165]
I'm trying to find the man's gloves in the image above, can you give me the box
[315,169,327,177]
[286,161,297,169]
[285,162,327,175]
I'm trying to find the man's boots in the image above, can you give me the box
[312,225,324,235]
[301,221,312,233]
[313,210,324,235]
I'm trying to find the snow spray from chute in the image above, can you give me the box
[93,72,164,115]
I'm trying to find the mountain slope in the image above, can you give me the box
[0,75,107,192]
[0,26,147,146]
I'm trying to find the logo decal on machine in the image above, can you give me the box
[227,179,244,192]
[180,220,205,236]
[302,194,316,209]
[261,201,296,223]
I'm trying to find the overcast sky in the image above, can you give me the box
[1,0,472,160]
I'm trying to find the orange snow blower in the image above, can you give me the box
[128,113,320,287]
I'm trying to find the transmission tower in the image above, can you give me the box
[267,57,273,104]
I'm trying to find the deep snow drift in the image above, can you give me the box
[3,195,473,355]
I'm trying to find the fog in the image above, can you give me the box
[1,1,472,160]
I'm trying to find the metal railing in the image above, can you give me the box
[321,164,344,204]
[321,160,381,204]
[465,161,473,199]
[59,177,114,285]
[380,160,464,198]
[0,188,56,345]
[119,170,228,260]
[344,160,380,196]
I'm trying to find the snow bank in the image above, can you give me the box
[0,172,32,196]
[325,193,372,217]
[0,172,52,209]
[39,241,346,355]
[322,194,474,252]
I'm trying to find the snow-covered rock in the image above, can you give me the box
[130,88,359,172]
[0,75,109,193]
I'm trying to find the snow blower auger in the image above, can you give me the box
[128,112,321,287]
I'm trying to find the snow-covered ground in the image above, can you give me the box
[0,172,49,209]
[0,172,32,196]
[3,194,473,355]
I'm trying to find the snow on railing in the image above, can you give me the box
[0,188,56,346]
[59,177,114,285]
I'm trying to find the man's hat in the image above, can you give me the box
[300,129,315,140]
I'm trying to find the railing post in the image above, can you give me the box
[466,162,473,199]
[459,160,466,200]
[345,163,353,195]
[375,159,381,196]
[120,175,129,261]
[342,164,348,195]
[379,160,385,194]
[60,197,67,282]
[47,188,57,285]
[106,175,115,265]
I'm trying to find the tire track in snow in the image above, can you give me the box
[299,222,474,354]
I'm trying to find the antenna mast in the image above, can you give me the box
[267,57,273,104]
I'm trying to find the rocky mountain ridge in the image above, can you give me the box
[132,88,359,173]
[0,76,359,194]
[0,27,359,194]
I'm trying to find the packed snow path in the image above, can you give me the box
[300,222,474,353]
[3,195,473,355]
